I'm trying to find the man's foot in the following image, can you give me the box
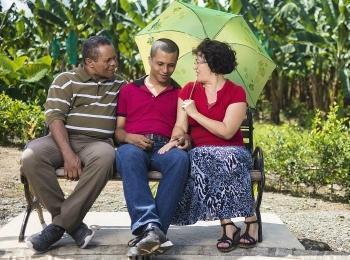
[137,224,166,255]
[68,222,95,249]
[154,240,174,255]
[126,223,170,256]
[127,238,174,257]
[25,224,65,253]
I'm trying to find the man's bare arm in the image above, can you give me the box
[49,120,82,180]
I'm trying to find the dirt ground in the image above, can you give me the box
[0,146,349,253]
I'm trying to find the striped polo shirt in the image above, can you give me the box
[44,66,124,139]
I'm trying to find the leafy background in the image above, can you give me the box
[0,0,349,200]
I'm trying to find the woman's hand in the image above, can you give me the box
[182,99,198,117]
[172,134,191,150]
[158,139,179,154]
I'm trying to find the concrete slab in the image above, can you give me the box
[0,212,305,259]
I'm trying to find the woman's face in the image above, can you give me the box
[194,54,212,82]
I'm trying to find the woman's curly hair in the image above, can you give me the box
[193,38,238,74]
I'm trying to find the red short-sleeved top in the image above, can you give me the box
[179,80,246,147]
[117,76,180,138]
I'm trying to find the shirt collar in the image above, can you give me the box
[133,75,181,89]
[74,65,116,83]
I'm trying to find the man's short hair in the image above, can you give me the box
[150,38,179,59]
[82,36,113,64]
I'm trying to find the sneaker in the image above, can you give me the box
[68,222,95,249]
[154,240,174,255]
[127,234,173,257]
[136,224,167,255]
[126,235,143,257]
[25,224,65,253]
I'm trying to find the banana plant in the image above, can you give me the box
[0,54,52,103]
[116,0,172,80]
[232,0,350,120]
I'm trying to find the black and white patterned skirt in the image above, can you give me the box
[172,145,254,225]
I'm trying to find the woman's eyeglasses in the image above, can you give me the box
[194,59,207,65]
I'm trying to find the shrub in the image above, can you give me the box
[309,104,350,198]
[254,123,313,190]
[254,104,350,200]
[0,93,45,145]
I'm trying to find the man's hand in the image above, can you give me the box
[63,150,82,180]
[171,134,191,150]
[125,133,154,150]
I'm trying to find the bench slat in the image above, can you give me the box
[55,168,261,181]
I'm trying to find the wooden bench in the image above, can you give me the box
[18,109,265,243]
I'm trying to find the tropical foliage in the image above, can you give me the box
[1,0,349,119]
[0,93,45,144]
[0,0,349,199]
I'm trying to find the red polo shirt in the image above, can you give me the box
[117,76,180,138]
[179,80,246,147]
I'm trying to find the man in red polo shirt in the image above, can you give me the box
[115,39,189,257]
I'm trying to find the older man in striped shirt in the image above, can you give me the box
[21,36,124,253]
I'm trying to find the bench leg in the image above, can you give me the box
[19,176,47,242]
[19,179,33,242]
[256,203,263,242]
[19,204,32,242]
[256,182,264,242]
[252,146,265,243]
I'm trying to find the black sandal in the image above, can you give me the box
[239,219,261,248]
[216,222,240,252]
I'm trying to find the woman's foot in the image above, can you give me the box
[217,220,240,252]
[239,216,259,248]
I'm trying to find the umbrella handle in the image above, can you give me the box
[188,80,196,99]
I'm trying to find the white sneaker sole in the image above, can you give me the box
[127,240,174,257]
[25,238,49,253]
[155,240,174,254]
[25,239,34,250]
[80,230,95,249]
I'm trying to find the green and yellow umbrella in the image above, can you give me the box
[135,1,276,107]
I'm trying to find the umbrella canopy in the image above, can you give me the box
[135,0,276,107]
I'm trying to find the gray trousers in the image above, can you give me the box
[20,134,115,233]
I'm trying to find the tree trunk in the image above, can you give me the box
[270,71,282,124]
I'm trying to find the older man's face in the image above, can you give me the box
[91,44,118,79]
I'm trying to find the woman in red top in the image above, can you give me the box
[159,39,260,252]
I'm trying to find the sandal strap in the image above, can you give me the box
[217,234,233,244]
[221,221,239,230]
[218,224,241,242]
[244,219,258,225]
[240,232,257,244]
[217,227,241,251]
[239,220,258,246]
[221,222,234,227]
[242,220,258,236]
